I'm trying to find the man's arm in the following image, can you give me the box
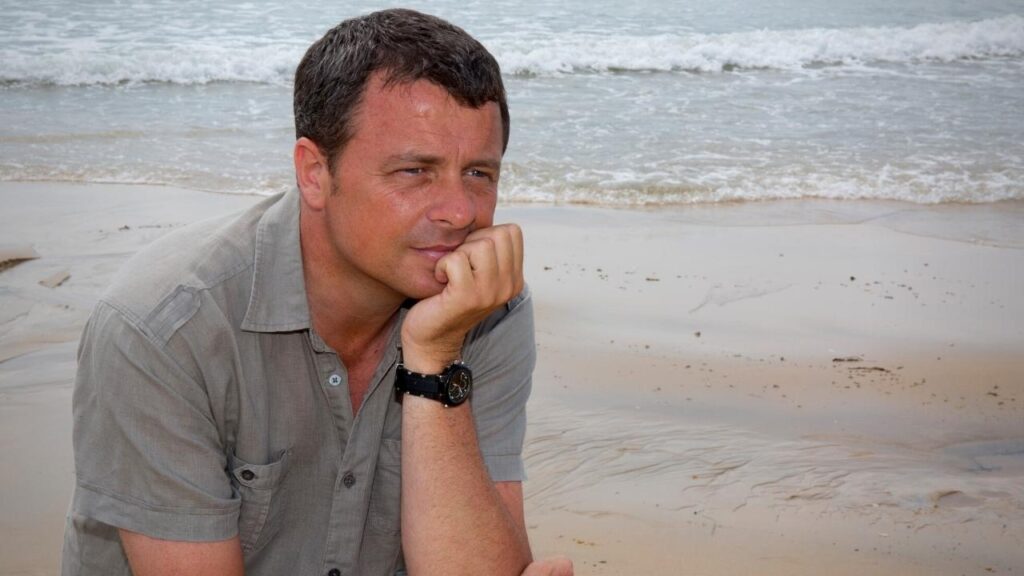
[401,398,533,575]
[118,531,244,576]
[69,302,243,573]
[400,224,533,575]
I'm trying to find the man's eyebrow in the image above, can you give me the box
[385,152,444,166]
[384,153,501,171]
[470,158,502,172]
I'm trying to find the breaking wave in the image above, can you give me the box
[493,15,1024,75]
[491,15,1019,74]
[1,15,1021,86]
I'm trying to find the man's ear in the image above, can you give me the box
[294,137,331,211]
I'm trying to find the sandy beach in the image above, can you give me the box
[1,181,1022,575]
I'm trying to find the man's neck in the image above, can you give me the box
[299,210,403,363]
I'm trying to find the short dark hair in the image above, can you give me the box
[293,9,509,172]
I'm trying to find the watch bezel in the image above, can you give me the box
[443,364,473,405]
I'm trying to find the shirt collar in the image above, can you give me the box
[241,188,311,333]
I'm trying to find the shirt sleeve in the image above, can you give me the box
[463,285,536,483]
[70,300,239,542]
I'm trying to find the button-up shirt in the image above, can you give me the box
[61,189,534,575]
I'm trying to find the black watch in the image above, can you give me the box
[394,362,473,407]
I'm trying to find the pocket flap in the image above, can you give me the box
[229,449,291,490]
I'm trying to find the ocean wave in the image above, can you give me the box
[1,15,1021,86]
[493,15,1024,75]
[0,42,306,86]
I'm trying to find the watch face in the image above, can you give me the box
[446,367,472,405]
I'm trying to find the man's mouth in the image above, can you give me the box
[414,244,459,262]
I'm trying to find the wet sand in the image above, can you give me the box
[1,182,1022,574]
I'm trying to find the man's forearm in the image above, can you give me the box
[119,531,245,576]
[400,395,532,576]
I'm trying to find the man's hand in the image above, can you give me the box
[401,223,524,372]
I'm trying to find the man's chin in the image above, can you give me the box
[401,277,446,301]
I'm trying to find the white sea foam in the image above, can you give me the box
[493,15,1024,75]
[1,15,1021,86]
[0,41,307,86]
[499,163,1024,206]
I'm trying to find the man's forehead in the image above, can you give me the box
[364,73,459,112]
[352,73,501,136]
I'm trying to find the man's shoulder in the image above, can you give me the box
[97,193,282,342]
[463,285,534,363]
[474,285,533,334]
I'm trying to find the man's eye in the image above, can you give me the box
[467,169,494,180]
[400,167,424,175]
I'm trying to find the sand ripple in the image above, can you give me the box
[524,402,1024,531]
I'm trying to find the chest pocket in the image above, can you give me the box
[229,449,291,554]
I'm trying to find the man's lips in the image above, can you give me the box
[414,244,459,262]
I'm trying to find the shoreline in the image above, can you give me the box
[2,181,1022,575]
[4,177,1024,225]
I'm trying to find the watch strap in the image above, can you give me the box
[395,365,447,399]
[394,361,473,406]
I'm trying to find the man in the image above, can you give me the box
[62,9,571,576]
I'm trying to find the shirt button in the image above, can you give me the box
[328,570,341,576]
[327,373,342,387]
[240,469,255,481]
[342,472,356,488]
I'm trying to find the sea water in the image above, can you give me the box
[1,0,1022,205]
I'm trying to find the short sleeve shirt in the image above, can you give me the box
[61,189,535,576]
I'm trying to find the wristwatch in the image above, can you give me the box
[394,362,474,407]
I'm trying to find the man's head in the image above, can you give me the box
[293,10,508,303]
[293,8,509,173]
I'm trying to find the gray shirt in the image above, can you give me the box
[61,189,534,576]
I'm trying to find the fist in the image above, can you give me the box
[401,223,524,373]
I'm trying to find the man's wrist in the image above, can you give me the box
[398,356,450,375]
[399,337,462,374]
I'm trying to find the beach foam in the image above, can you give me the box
[500,160,1024,206]
[0,41,304,87]
[496,15,1024,75]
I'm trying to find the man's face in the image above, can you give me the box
[321,73,504,301]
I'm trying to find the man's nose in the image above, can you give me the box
[426,175,475,229]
